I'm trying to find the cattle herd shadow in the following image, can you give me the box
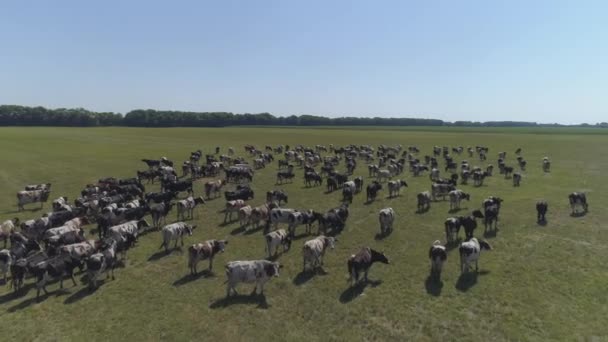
[570,211,587,218]
[64,285,100,304]
[374,230,392,240]
[424,275,443,297]
[173,270,214,287]
[209,294,269,309]
[0,284,34,305]
[455,270,490,292]
[293,268,328,286]
[339,279,383,304]
[148,249,181,262]
[229,225,247,235]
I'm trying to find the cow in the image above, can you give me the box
[249,202,278,231]
[536,200,548,222]
[444,217,462,244]
[473,171,488,186]
[417,191,432,212]
[86,238,118,289]
[17,189,51,211]
[366,181,382,202]
[52,196,69,212]
[318,205,349,235]
[163,179,193,194]
[276,170,295,184]
[387,180,407,198]
[176,196,205,221]
[108,219,150,242]
[503,166,514,179]
[461,210,485,239]
[224,200,246,223]
[302,236,336,272]
[326,177,338,192]
[431,183,455,201]
[287,210,320,237]
[268,208,298,231]
[265,229,291,258]
[32,254,82,300]
[513,172,522,186]
[378,208,395,235]
[145,191,178,204]
[342,186,354,204]
[347,247,390,286]
[188,240,229,274]
[0,249,12,283]
[160,222,196,254]
[353,177,364,193]
[569,192,588,214]
[368,164,379,177]
[150,201,174,229]
[542,158,551,172]
[24,183,51,191]
[459,238,492,274]
[204,180,227,199]
[225,260,282,297]
[0,218,19,248]
[238,205,253,227]
[376,169,391,182]
[430,168,440,182]
[429,240,447,280]
[304,172,323,187]
[266,190,288,205]
[224,186,254,201]
[449,190,470,211]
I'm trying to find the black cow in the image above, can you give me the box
[347,247,390,286]
[366,181,382,202]
[536,200,548,222]
[145,191,178,204]
[224,186,254,201]
[163,180,193,194]
[461,210,485,239]
[32,254,82,300]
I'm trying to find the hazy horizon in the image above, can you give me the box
[1,1,606,125]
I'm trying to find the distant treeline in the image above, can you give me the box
[1,105,606,128]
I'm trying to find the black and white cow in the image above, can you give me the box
[387,180,408,198]
[24,183,51,191]
[268,208,298,231]
[366,181,382,202]
[176,196,205,221]
[0,249,12,283]
[536,200,548,222]
[431,183,455,201]
[32,254,82,300]
[204,179,227,199]
[160,222,196,254]
[444,217,462,244]
[302,236,336,271]
[188,239,228,274]
[449,190,470,211]
[378,208,395,235]
[150,201,174,229]
[429,240,447,279]
[0,218,19,248]
[266,190,288,205]
[17,189,51,211]
[109,219,150,242]
[287,210,320,237]
[542,157,551,172]
[86,238,118,289]
[461,210,485,239]
[304,172,323,187]
[347,247,390,286]
[225,260,282,297]
[417,191,432,212]
[569,192,588,214]
[459,238,492,274]
[224,200,247,223]
[376,169,391,182]
[265,229,291,258]
[513,172,522,186]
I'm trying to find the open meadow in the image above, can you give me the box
[0,126,607,341]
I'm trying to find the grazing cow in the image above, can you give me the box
[266,190,288,205]
[265,229,291,258]
[109,219,150,242]
[429,241,447,279]
[176,196,205,221]
[459,238,492,274]
[569,192,588,214]
[276,170,295,184]
[366,181,382,202]
[473,171,488,186]
[302,236,336,271]
[378,208,395,235]
[503,166,514,179]
[224,186,254,201]
[513,172,522,186]
[150,201,174,229]
[304,172,323,187]
[0,218,19,248]
[163,179,194,194]
[238,205,253,227]
[224,200,246,223]
[387,180,408,198]
[287,210,319,237]
[347,247,389,286]
[160,222,196,254]
[444,217,462,244]
[204,180,226,199]
[17,189,51,211]
[417,191,431,211]
[449,190,470,211]
[543,158,551,172]
[33,254,82,300]
[431,183,455,201]
[225,260,281,297]
[86,238,118,289]
[484,204,499,232]
[376,169,391,182]
[461,210,485,239]
[188,240,229,274]
[146,191,178,204]
[536,200,548,222]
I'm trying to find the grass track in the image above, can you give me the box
[0,127,606,341]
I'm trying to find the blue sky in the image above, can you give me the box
[1,1,606,123]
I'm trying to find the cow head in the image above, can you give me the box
[371,249,390,264]
[264,262,282,277]
[479,240,492,251]
[137,219,150,229]
[471,210,484,219]
[186,225,197,236]
[195,197,206,205]
[216,240,228,252]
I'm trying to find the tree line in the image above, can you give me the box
[0,105,605,128]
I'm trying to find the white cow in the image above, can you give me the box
[302,236,336,271]
[0,218,19,248]
[268,208,298,230]
[160,222,196,253]
[176,196,205,221]
[224,200,246,223]
[378,208,395,235]
[265,229,291,258]
[0,249,12,283]
[239,205,253,227]
[109,219,150,241]
[225,260,281,297]
[459,238,492,274]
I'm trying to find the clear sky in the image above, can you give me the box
[1,1,606,124]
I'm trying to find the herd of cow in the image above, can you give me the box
[0,143,590,302]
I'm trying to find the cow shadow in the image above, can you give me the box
[537,219,548,227]
[363,200,376,206]
[455,270,490,292]
[173,270,214,287]
[293,268,328,286]
[425,275,443,297]
[0,284,34,304]
[64,285,100,304]
[148,249,180,262]
[5,207,43,215]
[483,229,498,238]
[374,230,392,240]
[570,211,587,218]
[339,279,382,304]
[8,287,71,311]
[416,207,430,214]
[218,220,236,227]
[448,208,465,214]
[209,294,269,309]
[230,225,247,235]
[244,226,265,235]
[445,242,460,252]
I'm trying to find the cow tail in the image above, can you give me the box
[347,256,354,282]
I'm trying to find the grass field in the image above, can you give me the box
[0,126,606,341]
